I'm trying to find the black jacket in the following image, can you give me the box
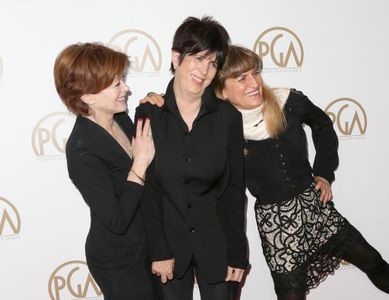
[136,79,248,283]
[66,113,148,270]
[245,89,339,204]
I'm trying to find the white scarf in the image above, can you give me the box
[237,88,290,141]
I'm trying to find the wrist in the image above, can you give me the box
[128,169,145,185]
[131,160,148,178]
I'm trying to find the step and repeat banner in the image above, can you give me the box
[1,0,388,299]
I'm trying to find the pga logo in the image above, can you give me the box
[48,260,102,300]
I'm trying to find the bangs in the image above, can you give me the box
[180,39,226,70]
[172,16,230,71]
[214,45,263,96]
[224,47,262,79]
[79,45,128,93]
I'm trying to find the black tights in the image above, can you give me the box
[340,238,389,294]
[277,291,306,300]
[277,237,389,300]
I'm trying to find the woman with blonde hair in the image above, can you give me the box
[214,45,389,300]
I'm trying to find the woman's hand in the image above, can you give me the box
[139,92,165,107]
[225,266,245,282]
[128,118,155,184]
[314,176,333,203]
[152,258,175,283]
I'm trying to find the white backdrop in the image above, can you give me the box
[1,0,388,299]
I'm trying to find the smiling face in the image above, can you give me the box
[54,43,129,116]
[222,68,264,110]
[81,74,129,118]
[172,50,218,100]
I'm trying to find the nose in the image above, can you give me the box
[247,74,260,87]
[121,80,130,92]
[199,60,211,75]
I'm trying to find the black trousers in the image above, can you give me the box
[156,260,239,300]
[89,261,155,300]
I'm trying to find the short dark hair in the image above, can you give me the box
[54,42,128,116]
[170,16,230,73]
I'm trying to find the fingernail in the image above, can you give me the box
[146,116,150,121]
[138,117,143,122]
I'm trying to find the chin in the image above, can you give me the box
[116,106,127,113]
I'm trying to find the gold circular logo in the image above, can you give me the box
[32,112,75,158]
[253,26,304,70]
[109,29,162,74]
[0,196,21,239]
[48,260,102,300]
[325,98,367,137]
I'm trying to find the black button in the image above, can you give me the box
[286,177,290,182]
[187,157,192,162]
[283,169,287,174]
[187,203,192,209]
[189,227,195,233]
[184,179,191,184]
[279,154,284,158]
[282,162,286,166]
[275,144,279,148]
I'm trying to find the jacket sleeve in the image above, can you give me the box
[217,108,248,269]
[294,90,339,182]
[136,104,173,261]
[67,149,144,234]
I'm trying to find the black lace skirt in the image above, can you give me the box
[255,183,363,295]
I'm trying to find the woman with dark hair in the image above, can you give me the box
[54,42,156,300]
[137,17,248,300]
[214,45,389,300]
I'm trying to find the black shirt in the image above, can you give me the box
[245,89,339,204]
[136,78,248,283]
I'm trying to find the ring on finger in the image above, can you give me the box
[147,91,155,97]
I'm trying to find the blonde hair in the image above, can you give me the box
[214,45,285,137]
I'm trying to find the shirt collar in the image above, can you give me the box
[164,77,219,117]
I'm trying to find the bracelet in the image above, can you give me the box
[128,169,145,184]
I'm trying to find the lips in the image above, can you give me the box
[246,89,260,97]
[117,96,127,102]
[191,74,205,85]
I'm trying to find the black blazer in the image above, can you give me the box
[245,89,339,204]
[136,79,248,283]
[66,112,148,270]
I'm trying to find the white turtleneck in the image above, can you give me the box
[237,88,290,141]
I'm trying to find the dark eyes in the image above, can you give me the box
[195,55,217,67]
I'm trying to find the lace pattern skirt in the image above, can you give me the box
[255,183,361,294]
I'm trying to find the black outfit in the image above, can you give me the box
[160,257,240,300]
[136,79,248,299]
[66,113,155,300]
[245,89,389,298]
